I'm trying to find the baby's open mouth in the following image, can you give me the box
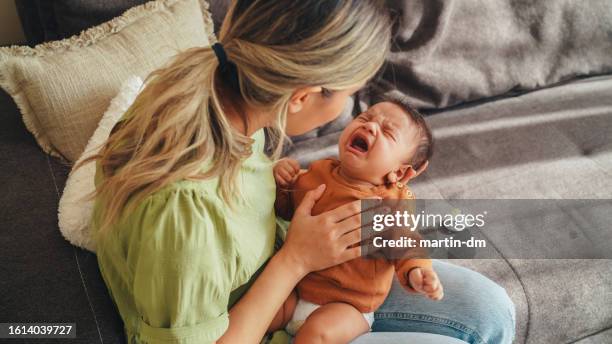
[349,132,371,153]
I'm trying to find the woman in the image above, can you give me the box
[82,1,515,343]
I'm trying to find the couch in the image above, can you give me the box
[2,1,611,343]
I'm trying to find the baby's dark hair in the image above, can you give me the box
[381,95,433,171]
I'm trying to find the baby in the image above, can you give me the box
[270,99,444,343]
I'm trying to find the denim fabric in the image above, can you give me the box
[360,260,516,344]
[352,332,468,344]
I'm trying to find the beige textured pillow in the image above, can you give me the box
[59,76,144,253]
[0,0,215,162]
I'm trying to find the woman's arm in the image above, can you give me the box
[217,246,305,342]
[218,184,380,343]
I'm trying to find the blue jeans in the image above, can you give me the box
[354,260,516,344]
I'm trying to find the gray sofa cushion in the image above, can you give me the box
[0,90,126,343]
[15,0,147,45]
[15,0,231,46]
[378,0,612,109]
[52,0,149,38]
[411,74,612,344]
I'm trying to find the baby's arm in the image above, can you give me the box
[273,158,308,220]
[390,188,443,300]
[273,158,300,220]
[294,302,370,343]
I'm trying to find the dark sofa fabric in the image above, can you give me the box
[377,0,612,109]
[15,0,148,46]
[0,90,125,344]
[15,0,231,47]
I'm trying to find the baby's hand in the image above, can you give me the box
[273,158,301,187]
[407,267,444,301]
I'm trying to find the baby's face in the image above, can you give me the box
[338,102,421,185]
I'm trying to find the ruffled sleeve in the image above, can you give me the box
[129,186,236,343]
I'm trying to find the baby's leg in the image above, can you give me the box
[294,302,370,344]
[267,290,298,333]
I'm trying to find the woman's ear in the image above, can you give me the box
[288,86,323,114]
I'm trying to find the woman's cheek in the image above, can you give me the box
[285,113,324,136]
[320,105,344,125]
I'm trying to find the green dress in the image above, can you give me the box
[90,122,287,343]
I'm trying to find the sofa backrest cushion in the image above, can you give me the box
[378,0,612,109]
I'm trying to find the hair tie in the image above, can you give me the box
[212,42,240,92]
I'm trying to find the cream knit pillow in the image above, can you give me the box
[0,0,215,162]
[58,76,144,252]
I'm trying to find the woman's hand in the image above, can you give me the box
[278,184,381,277]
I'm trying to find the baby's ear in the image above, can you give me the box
[397,160,430,184]
[414,161,429,177]
[387,164,414,184]
[392,160,430,185]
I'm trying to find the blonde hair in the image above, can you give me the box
[76,0,391,234]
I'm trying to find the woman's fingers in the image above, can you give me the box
[326,200,362,223]
[282,184,366,273]
[339,228,362,248]
[294,184,326,217]
[326,200,384,243]
[282,185,387,272]
[335,212,362,236]
[328,198,385,223]
[340,245,362,262]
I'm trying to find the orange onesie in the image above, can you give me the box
[283,158,432,313]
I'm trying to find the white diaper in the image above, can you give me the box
[285,298,375,336]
